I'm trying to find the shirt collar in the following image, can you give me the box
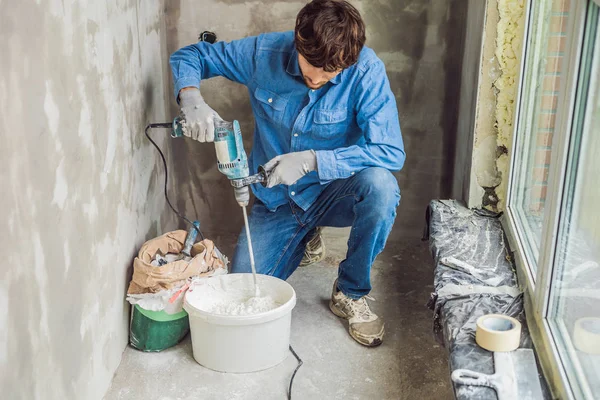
[286,48,343,86]
[330,71,342,85]
[286,48,302,77]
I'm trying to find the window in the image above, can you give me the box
[506,0,600,398]
[511,0,573,274]
[547,7,600,397]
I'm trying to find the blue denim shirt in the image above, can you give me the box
[170,31,405,211]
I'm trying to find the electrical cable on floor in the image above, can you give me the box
[145,124,204,240]
[288,345,303,400]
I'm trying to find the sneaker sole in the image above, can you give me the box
[350,327,384,348]
[299,251,325,267]
[329,300,385,347]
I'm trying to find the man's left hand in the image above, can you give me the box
[264,150,318,188]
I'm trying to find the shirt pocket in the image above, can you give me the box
[253,87,287,125]
[311,108,350,140]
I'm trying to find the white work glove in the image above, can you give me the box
[264,150,318,188]
[179,88,221,142]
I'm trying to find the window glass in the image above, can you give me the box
[547,5,600,397]
[511,0,572,272]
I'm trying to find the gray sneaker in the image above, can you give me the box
[299,227,325,267]
[329,281,385,347]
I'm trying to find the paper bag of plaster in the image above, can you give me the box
[127,230,228,297]
[127,269,228,313]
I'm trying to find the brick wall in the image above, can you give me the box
[529,0,570,213]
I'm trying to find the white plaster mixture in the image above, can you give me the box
[209,295,278,316]
[187,278,279,316]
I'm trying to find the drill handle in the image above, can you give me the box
[171,116,185,138]
[232,120,245,162]
[230,166,269,188]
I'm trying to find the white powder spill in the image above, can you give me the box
[186,277,280,316]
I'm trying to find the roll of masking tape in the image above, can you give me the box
[475,314,522,352]
[573,317,600,355]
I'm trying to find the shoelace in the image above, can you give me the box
[301,231,324,264]
[302,254,318,265]
[340,295,376,320]
[305,232,323,253]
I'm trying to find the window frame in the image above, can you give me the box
[545,9,600,398]
[503,0,594,398]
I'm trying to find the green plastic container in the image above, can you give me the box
[129,305,189,352]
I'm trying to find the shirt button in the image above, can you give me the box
[351,172,355,175]
[293,133,299,137]
[268,98,273,103]
[291,191,296,196]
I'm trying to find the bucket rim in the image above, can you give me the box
[183,274,296,325]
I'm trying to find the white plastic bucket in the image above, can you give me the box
[184,273,296,373]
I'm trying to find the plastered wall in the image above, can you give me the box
[165,0,468,241]
[467,0,527,210]
[0,1,174,398]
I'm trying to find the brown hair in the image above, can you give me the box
[295,0,366,72]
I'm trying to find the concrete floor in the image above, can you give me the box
[105,231,452,400]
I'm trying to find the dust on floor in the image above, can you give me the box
[105,234,452,400]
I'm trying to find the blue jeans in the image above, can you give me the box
[231,167,401,299]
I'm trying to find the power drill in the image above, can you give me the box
[146,116,264,286]
[170,117,267,206]
[171,116,264,287]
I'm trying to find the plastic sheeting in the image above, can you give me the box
[425,200,548,399]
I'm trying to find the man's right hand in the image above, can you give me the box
[179,88,221,142]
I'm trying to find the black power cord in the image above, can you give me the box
[145,123,204,240]
[288,345,303,400]
[145,122,302,399]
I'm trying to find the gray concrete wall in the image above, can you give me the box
[452,0,487,203]
[0,1,174,399]
[165,0,468,241]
